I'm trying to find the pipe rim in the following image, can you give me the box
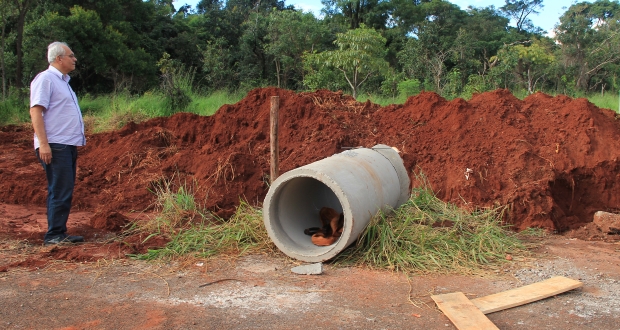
[264,169,352,262]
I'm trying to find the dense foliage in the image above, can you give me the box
[1,0,619,102]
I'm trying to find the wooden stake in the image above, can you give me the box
[270,96,279,183]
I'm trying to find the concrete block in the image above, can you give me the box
[291,263,323,275]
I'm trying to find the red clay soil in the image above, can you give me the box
[1,88,620,266]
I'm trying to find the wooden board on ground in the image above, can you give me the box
[431,292,499,330]
[471,276,583,314]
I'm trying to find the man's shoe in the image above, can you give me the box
[44,235,84,245]
[65,235,84,243]
[44,236,63,245]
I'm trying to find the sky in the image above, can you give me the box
[175,0,574,35]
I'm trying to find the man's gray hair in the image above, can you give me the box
[47,41,69,64]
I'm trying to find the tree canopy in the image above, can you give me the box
[1,0,619,101]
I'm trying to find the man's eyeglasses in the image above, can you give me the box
[59,54,76,58]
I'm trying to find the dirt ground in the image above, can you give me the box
[0,204,619,329]
[2,88,620,328]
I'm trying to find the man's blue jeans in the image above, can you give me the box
[36,144,78,241]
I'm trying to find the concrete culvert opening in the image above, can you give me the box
[266,176,345,256]
[263,145,410,262]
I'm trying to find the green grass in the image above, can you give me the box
[185,90,246,116]
[517,226,547,238]
[333,182,525,273]
[359,88,531,105]
[132,174,530,274]
[79,90,245,133]
[0,94,29,125]
[3,87,619,128]
[586,93,620,112]
[359,89,620,114]
[358,93,409,106]
[134,200,275,260]
[80,92,156,133]
[130,178,275,261]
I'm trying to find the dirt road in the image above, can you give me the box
[1,233,619,329]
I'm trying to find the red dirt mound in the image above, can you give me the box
[90,210,130,231]
[2,88,620,238]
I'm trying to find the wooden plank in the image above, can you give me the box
[471,276,583,314]
[431,292,499,330]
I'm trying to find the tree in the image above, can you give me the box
[196,0,223,14]
[201,37,233,91]
[396,1,469,94]
[555,0,620,91]
[266,10,330,89]
[0,0,16,100]
[321,0,390,30]
[304,25,388,98]
[12,0,33,89]
[494,39,555,94]
[380,0,430,32]
[236,11,271,89]
[399,38,438,92]
[462,6,513,75]
[500,0,544,33]
[22,4,159,93]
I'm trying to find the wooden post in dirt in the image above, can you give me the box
[270,96,279,183]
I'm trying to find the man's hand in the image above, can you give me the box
[38,143,52,164]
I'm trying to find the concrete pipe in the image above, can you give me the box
[263,144,410,262]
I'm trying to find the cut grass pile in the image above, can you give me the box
[132,177,531,273]
[132,178,276,261]
[334,184,526,273]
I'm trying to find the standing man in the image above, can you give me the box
[30,41,86,245]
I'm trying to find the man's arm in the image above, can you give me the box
[30,105,51,164]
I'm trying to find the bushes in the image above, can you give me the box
[157,53,195,115]
[0,88,29,126]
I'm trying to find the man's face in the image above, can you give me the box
[56,45,77,74]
